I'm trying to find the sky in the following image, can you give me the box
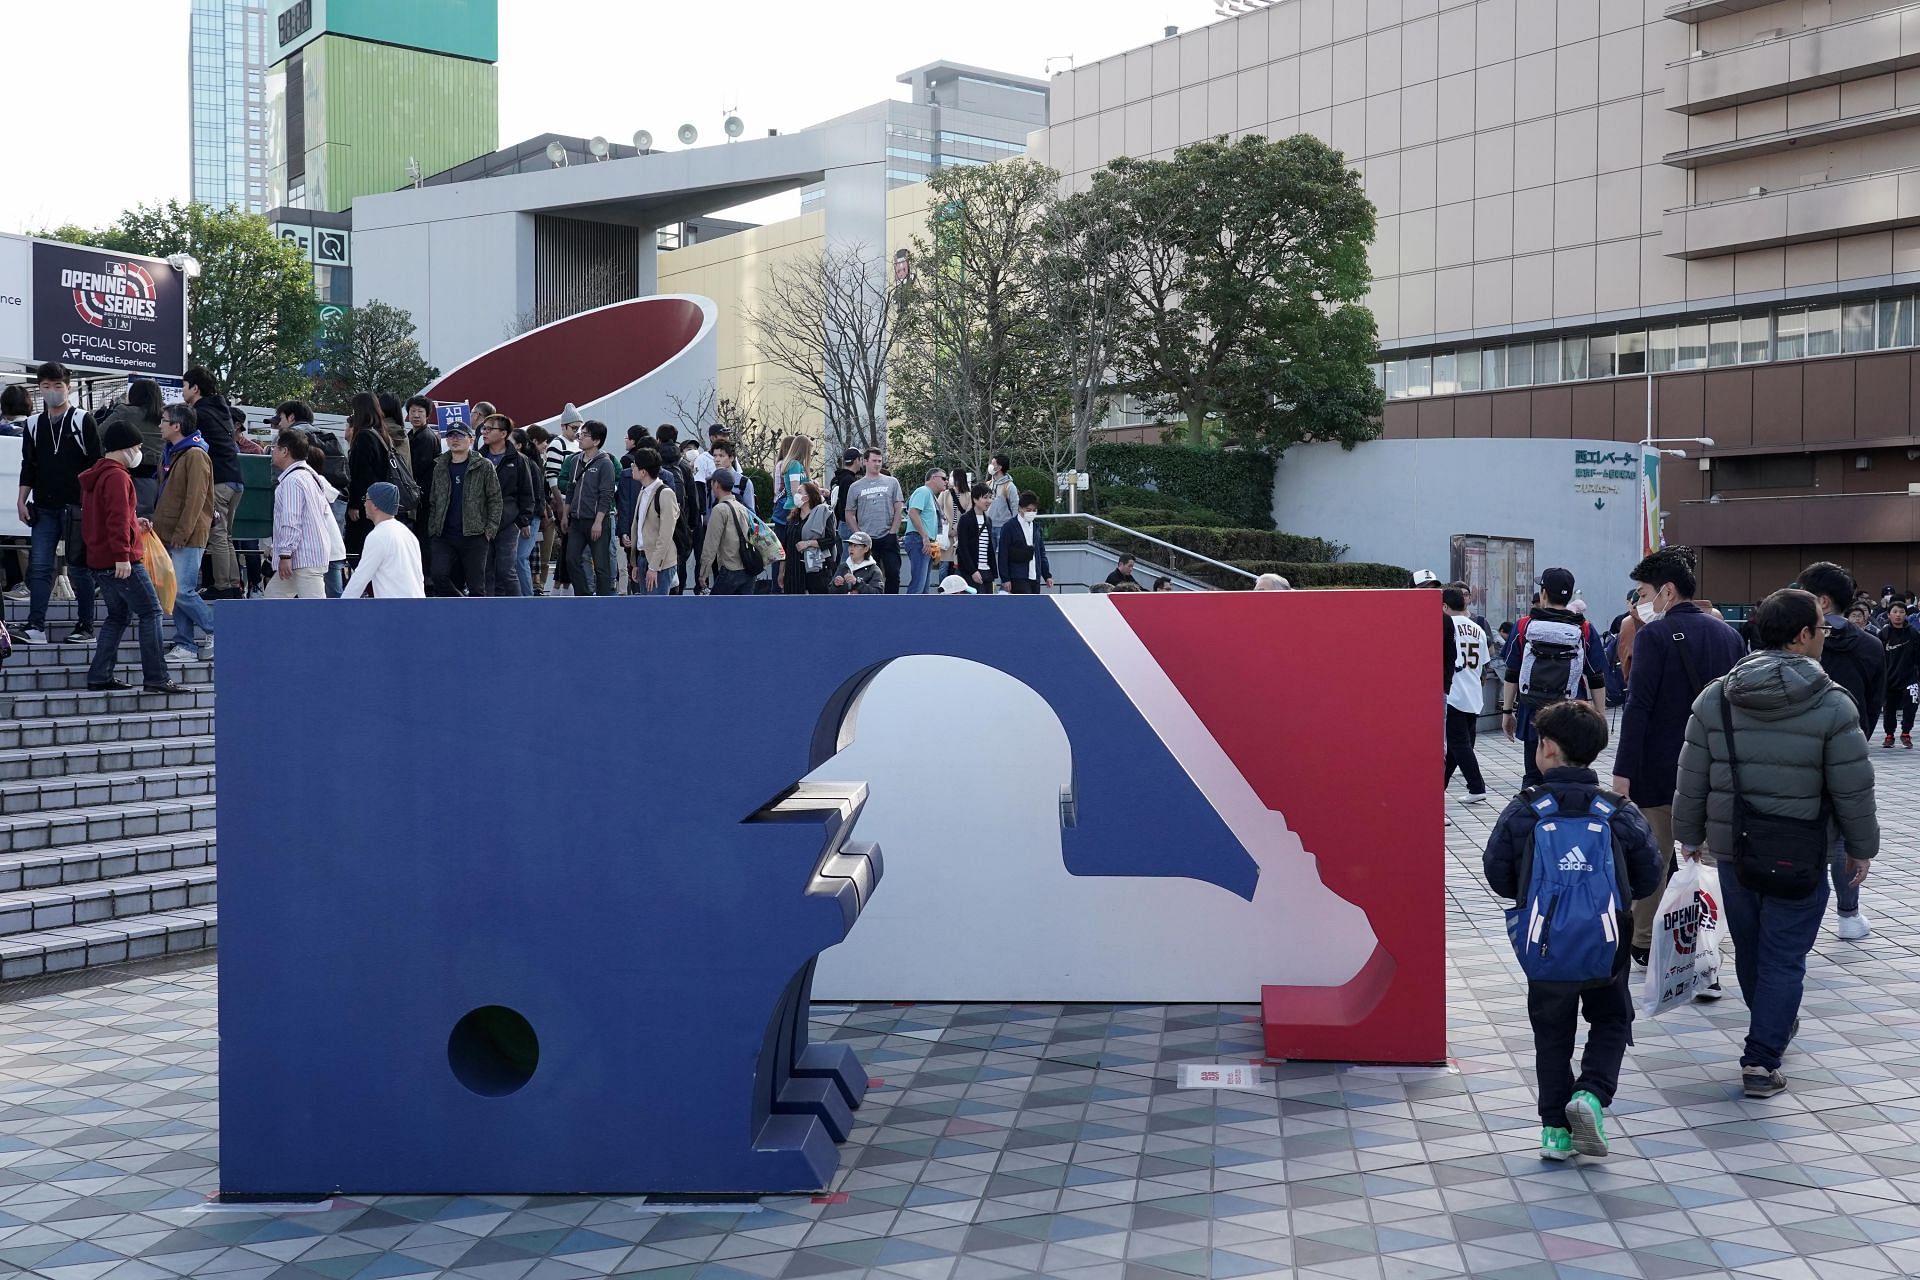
[0,0,1224,235]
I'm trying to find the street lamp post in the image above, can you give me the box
[1638,432,1714,558]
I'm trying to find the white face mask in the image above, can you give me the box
[1635,600,1659,625]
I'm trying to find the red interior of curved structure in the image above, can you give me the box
[425,298,705,427]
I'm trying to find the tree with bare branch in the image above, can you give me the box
[665,385,810,474]
[741,244,901,458]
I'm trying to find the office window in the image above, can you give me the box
[1560,336,1587,382]
[1508,343,1533,386]
[1386,359,1407,398]
[1741,315,1770,363]
[1773,308,1805,361]
[1675,323,1708,370]
[886,147,933,163]
[1407,356,1432,397]
[1879,296,1914,348]
[1715,454,1816,491]
[1617,330,1647,376]
[1588,333,1616,379]
[1843,302,1876,353]
[1806,305,1840,356]
[1708,317,1739,367]
[1649,326,1676,373]
[1459,350,1483,392]
[1433,352,1457,395]
[1533,339,1561,384]
[1481,346,1506,390]
[1370,362,1385,391]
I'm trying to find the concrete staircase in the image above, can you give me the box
[0,601,218,982]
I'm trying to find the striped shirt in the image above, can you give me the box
[272,462,344,570]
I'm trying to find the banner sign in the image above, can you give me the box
[1640,445,1662,557]
[29,240,185,377]
[435,402,471,433]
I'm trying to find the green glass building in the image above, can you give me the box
[267,0,498,213]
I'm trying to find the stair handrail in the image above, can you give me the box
[1035,513,1259,583]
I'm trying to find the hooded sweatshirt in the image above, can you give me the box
[1672,649,1879,861]
[1880,622,1919,697]
[79,457,141,570]
[1819,616,1886,735]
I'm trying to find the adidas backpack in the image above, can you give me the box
[1505,789,1624,984]
[1517,616,1589,708]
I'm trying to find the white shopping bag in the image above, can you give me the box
[1638,857,1723,1017]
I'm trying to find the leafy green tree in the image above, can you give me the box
[889,160,1066,474]
[1091,134,1382,449]
[50,201,317,405]
[311,301,439,412]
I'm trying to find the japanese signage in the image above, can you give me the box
[1573,447,1636,509]
[1177,1063,1262,1091]
[27,240,186,377]
[435,402,472,433]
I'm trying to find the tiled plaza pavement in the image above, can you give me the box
[3,723,1920,1280]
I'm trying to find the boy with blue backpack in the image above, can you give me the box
[1483,701,1662,1160]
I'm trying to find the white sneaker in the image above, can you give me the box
[195,636,215,658]
[165,645,198,666]
[1837,910,1871,941]
[1695,980,1723,1001]
[4,585,25,600]
[17,627,46,645]
[1460,792,1490,805]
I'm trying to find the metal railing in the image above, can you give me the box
[1036,513,1258,584]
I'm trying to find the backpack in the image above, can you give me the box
[1602,632,1628,707]
[370,431,420,519]
[1517,615,1589,708]
[730,503,765,576]
[673,457,701,553]
[1505,789,1625,985]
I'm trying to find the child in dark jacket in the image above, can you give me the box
[1483,700,1662,1162]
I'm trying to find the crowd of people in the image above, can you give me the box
[1443,549,1884,1164]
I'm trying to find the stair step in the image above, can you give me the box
[0,796,217,855]
[0,832,217,892]
[6,687,218,718]
[4,639,208,668]
[0,709,214,750]
[0,661,214,693]
[0,737,216,782]
[0,904,217,980]
[0,766,216,815]
[0,867,217,938]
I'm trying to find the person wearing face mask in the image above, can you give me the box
[16,362,102,647]
[1610,547,1745,970]
[78,419,185,695]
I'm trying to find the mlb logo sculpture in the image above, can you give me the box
[217,591,1439,1195]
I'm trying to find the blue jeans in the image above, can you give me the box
[324,561,345,599]
[1828,836,1860,915]
[168,545,215,649]
[28,505,93,631]
[88,565,168,687]
[904,532,932,595]
[1720,865,1829,1070]
[518,518,539,597]
[635,562,677,596]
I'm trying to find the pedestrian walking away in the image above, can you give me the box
[1796,560,1884,939]
[264,428,343,600]
[1442,586,1490,804]
[341,482,425,599]
[15,362,100,646]
[1610,547,1746,970]
[181,366,244,596]
[1483,701,1660,1161]
[1672,588,1880,1098]
[79,418,185,694]
[1502,567,1606,787]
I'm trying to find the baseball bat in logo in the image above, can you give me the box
[66,260,159,328]
[31,242,185,376]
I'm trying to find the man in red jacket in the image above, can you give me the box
[80,420,186,695]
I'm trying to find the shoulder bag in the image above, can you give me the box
[1718,691,1828,899]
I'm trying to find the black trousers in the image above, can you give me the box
[565,523,615,596]
[1521,722,1543,788]
[430,534,490,596]
[1528,950,1634,1127]
[1884,687,1916,736]
[1444,705,1485,794]
[871,533,901,594]
[1007,578,1041,595]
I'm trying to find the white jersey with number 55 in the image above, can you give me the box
[1448,615,1488,714]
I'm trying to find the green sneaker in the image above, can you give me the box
[1566,1091,1609,1157]
[1539,1126,1574,1161]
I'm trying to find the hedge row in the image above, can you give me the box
[1087,442,1275,530]
[1234,560,1410,589]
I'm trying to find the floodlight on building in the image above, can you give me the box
[545,141,569,167]
[166,253,201,279]
[634,129,654,153]
[723,115,744,140]
[589,135,610,160]
[406,157,422,187]
[678,123,699,146]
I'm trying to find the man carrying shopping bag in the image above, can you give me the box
[1672,588,1879,1099]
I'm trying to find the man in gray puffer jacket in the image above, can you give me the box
[1673,588,1878,1100]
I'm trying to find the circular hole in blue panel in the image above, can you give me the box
[448,1005,539,1096]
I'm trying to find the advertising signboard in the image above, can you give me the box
[0,235,27,361]
[29,241,185,377]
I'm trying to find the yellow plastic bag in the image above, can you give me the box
[142,528,177,613]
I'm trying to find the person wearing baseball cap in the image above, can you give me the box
[832,531,884,595]
[938,573,976,596]
[425,418,503,596]
[341,482,425,599]
[1502,566,1607,787]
